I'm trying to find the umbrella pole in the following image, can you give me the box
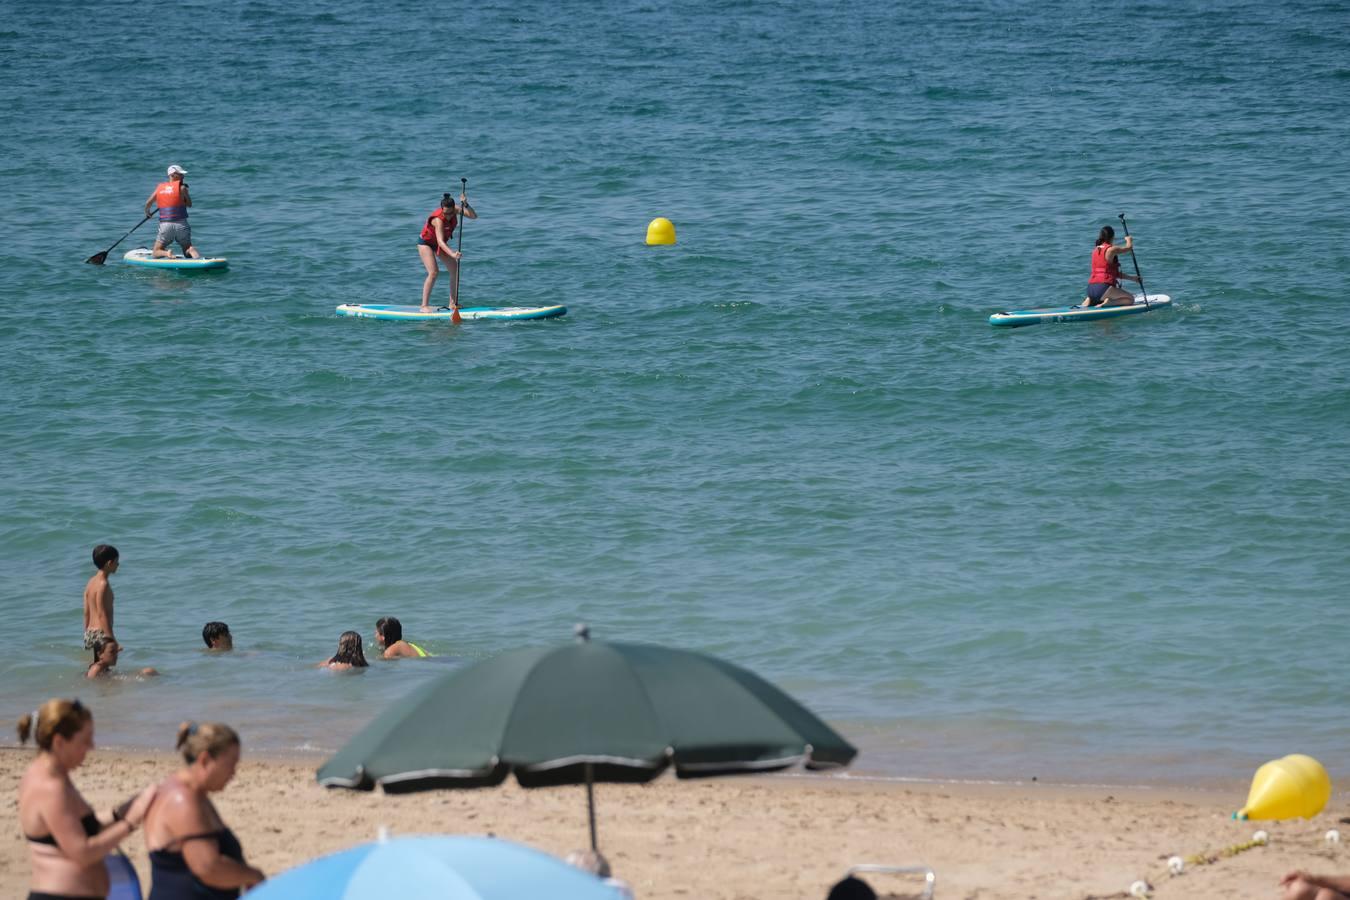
[586,762,598,851]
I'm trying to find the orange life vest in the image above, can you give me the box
[155,181,188,221]
[420,207,456,246]
[1089,242,1121,285]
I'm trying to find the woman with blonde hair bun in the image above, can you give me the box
[16,698,157,900]
[142,721,265,898]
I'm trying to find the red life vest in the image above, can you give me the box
[420,208,457,246]
[1089,242,1121,285]
[155,181,188,221]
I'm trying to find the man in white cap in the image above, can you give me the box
[143,164,201,259]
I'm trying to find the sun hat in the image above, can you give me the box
[167,164,188,176]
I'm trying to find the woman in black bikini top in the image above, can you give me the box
[15,698,156,900]
[143,721,265,899]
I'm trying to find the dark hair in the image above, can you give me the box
[18,699,92,751]
[1095,225,1115,246]
[91,637,118,662]
[376,617,403,644]
[827,876,877,900]
[441,192,455,210]
[330,631,369,667]
[92,544,119,569]
[202,622,231,648]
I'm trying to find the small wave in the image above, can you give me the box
[922,84,993,102]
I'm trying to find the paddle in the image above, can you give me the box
[86,211,155,265]
[1117,213,1150,310]
[452,177,466,323]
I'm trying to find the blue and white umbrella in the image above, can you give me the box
[245,835,627,900]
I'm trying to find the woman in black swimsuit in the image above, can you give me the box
[143,722,265,899]
[15,698,156,900]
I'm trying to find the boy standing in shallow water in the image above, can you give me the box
[83,544,118,649]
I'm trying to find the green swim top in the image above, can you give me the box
[407,641,429,658]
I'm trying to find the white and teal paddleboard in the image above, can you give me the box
[335,303,567,321]
[989,293,1171,327]
[123,248,229,270]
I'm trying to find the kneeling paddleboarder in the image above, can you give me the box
[144,165,202,259]
[1083,224,1141,307]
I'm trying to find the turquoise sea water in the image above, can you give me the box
[3,0,1349,787]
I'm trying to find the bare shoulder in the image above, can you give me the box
[154,775,194,806]
[154,778,204,822]
[21,766,83,822]
[19,761,57,800]
[85,575,111,601]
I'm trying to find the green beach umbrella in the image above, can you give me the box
[317,625,857,849]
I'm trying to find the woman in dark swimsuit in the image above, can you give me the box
[16,698,156,900]
[143,722,264,899]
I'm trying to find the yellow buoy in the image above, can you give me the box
[1236,754,1331,821]
[645,217,676,245]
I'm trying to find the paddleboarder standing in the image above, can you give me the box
[418,190,476,312]
[144,165,201,260]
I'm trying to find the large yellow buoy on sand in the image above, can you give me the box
[1236,754,1331,820]
[645,217,676,245]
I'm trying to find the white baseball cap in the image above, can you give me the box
[167,164,188,176]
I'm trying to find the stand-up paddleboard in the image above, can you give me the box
[335,303,567,321]
[123,248,229,270]
[989,293,1171,327]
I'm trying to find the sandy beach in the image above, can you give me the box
[2,748,1345,899]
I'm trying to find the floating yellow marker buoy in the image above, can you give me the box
[1236,754,1331,821]
[645,217,676,245]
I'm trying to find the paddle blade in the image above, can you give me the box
[452,307,462,324]
[86,251,108,265]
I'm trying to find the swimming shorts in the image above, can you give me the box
[83,628,111,650]
[1086,283,1112,302]
[155,221,193,252]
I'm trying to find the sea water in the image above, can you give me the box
[2,0,1348,786]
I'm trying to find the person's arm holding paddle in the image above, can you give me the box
[432,217,461,307]
[437,192,476,309]
[1105,235,1137,276]
[448,185,476,320]
[457,191,477,223]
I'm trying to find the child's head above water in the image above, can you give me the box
[202,621,233,651]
